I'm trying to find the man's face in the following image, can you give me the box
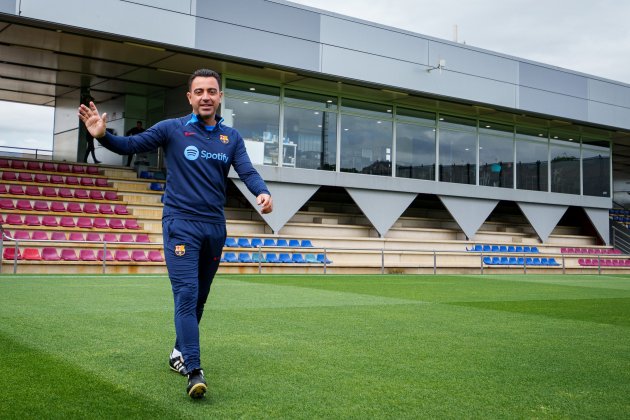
[187,76,223,122]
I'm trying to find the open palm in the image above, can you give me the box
[78,101,108,138]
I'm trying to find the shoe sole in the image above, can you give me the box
[188,383,207,399]
[169,365,188,376]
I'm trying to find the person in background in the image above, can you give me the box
[78,68,273,400]
[125,121,145,166]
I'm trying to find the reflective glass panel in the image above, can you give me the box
[340,115,393,176]
[550,139,580,194]
[224,80,280,101]
[226,99,280,166]
[438,129,476,184]
[283,106,337,170]
[516,136,548,191]
[284,89,338,110]
[479,133,514,188]
[582,145,610,197]
[396,122,435,180]
[342,99,393,119]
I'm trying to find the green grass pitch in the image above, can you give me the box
[1,274,629,418]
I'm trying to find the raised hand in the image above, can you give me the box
[78,101,108,139]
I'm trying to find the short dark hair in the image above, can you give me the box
[188,69,221,91]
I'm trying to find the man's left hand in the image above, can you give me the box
[257,193,273,214]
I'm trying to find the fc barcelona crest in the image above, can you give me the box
[219,134,229,144]
[175,244,186,256]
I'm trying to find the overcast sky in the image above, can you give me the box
[1,0,629,151]
[291,0,630,84]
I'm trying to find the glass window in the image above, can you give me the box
[225,99,280,166]
[479,133,514,188]
[340,115,392,176]
[396,123,435,180]
[224,80,280,101]
[283,106,337,170]
[284,89,338,110]
[582,144,610,197]
[438,114,476,131]
[516,129,548,191]
[550,139,580,194]
[438,129,476,184]
[342,99,393,119]
[397,108,435,124]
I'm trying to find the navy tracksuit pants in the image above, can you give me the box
[162,217,226,372]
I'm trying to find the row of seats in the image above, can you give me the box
[610,216,630,223]
[1,172,108,187]
[3,247,163,262]
[0,199,128,215]
[483,256,560,266]
[0,184,119,200]
[560,247,621,255]
[468,244,540,253]
[225,237,314,248]
[609,209,630,216]
[0,159,99,175]
[221,252,332,264]
[3,230,150,243]
[1,214,141,229]
[578,258,630,267]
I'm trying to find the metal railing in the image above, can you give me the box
[611,222,630,255]
[0,146,53,160]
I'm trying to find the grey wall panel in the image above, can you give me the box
[519,86,588,121]
[321,45,517,108]
[320,15,428,64]
[195,19,320,72]
[588,101,630,128]
[0,0,16,14]
[19,0,195,47]
[517,203,568,243]
[346,188,417,237]
[439,196,498,240]
[428,41,518,84]
[519,62,587,98]
[129,0,192,14]
[197,0,320,43]
[588,79,630,108]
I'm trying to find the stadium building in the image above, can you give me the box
[1,0,630,273]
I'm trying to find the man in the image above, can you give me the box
[124,121,145,166]
[78,69,273,399]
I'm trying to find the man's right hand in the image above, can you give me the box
[78,101,108,139]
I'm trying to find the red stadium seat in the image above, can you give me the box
[68,232,85,241]
[31,231,49,241]
[119,233,134,243]
[61,249,79,261]
[114,250,132,261]
[76,217,93,229]
[25,186,41,196]
[9,185,25,195]
[97,250,114,261]
[42,162,56,172]
[0,158,9,168]
[124,219,141,229]
[0,184,7,194]
[42,247,61,261]
[42,187,58,197]
[57,163,71,173]
[132,250,149,262]
[135,234,150,243]
[22,248,42,260]
[86,166,100,175]
[13,231,30,240]
[74,189,89,200]
[50,201,66,212]
[60,216,76,228]
[65,176,79,185]
[66,202,83,213]
[80,177,95,186]
[79,249,98,261]
[5,214,23,225]
[104,191,119,201]
[18,172,33,182]
[86,233,102,242]
[42,215,59,227]
[98,204,114,214]
[72,165,86,174]
[33,201,49,212]
[27,161,41,171]
[10,160,26,170]
[3,247,22,260]
[83,203,99,214]
[51,232,67,241]
[24,215,41,226]
[35,173,49,184]
[2,172,18,181]
[50,175,64,184]
[95,178,109,187]
[16,199,33,211]
[0,198,15,209]
[103,233,118,242]
[108,219,125,229]
[114,204,129,215]
[92,218,108,229]
[148,250,164,262]
[89,190,104,200]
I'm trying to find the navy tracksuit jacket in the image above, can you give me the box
[98,113,270,371]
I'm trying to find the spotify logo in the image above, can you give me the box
[184,145,199,160]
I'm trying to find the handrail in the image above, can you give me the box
[0,146,53,159]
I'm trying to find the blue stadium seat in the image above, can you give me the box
[523,246,532,253]
[482,245,491,252]
[508,246,516,253]
[316,254,332,264]
[252,253,266,263]
[224,237,238,247]
[278,253,292,263]
[288,239,301,247]
[238,238,252,248]
[292,253,306,263]
[482,256,493,265]
[301,240,314,247]
[531,257,541,265]
[492,245,500,252]
[500,257,509,265]
[265,253,279,263]
[525,257,533,265]
[263,238,277,247]
[530,246,539,253]
[223,252,237,263]
[250,238,263,248]
[508,257,518,265]
[276,239,289,247]
[238,252,253,263]
[500,246,508,253]
[468,244,482,252]
[547,257,560,266]
[515,246,523,253]
[305,253,318,263]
